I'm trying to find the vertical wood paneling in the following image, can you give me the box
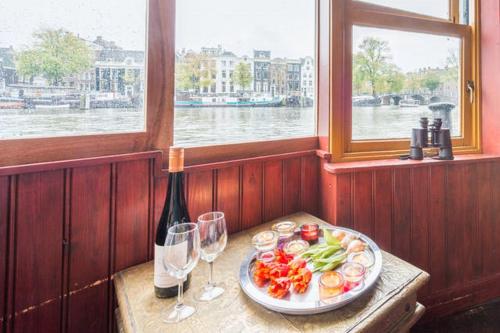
[68,283,108,333]
[428,165,447,293]
[491,162,500,274]
[13,301,61,333]
[353,172,373,237]
[241,162,263,229]
[301,155,319,215]
[15,171,64,311]
[1,152,318,333]
[70,165,111,291]
[115,160,150,272]
[216,167,240,234]
[464,164,481,281]
[0,176,8,328]
[283,158,301,215]
[478,163,494,276]
[392,168,411,261]
[410,167,430,287]
[373,170,392,251]
[335,174,352,228]
[445,164,466,288]
[263,161,284,222]
[187,170,214,222]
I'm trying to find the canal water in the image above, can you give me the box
[0,105,460,145]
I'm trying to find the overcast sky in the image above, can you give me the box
[1,0,458,72]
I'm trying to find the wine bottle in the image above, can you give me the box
[154,147,191,298]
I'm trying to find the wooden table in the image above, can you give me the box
[114,213,429,333]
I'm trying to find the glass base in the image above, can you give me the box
[163,303,196,323]
[194,283,225,302]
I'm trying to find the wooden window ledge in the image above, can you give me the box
[323,154,500,174]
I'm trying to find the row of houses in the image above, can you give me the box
[177,46,315,99]
[0,37,145,99]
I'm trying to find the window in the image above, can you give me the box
[175,0,316,147]
[0,0,146,139]
[329,0,479,161]
[359,0,450,20]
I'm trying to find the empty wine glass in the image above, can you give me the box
[194,212,228,302]
[162,223,200,323]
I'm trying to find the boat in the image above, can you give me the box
[352,95,381,107]
[35,104,70,110]
[175,96,284,108]
[0,97,25,109]
[399,99,421,108]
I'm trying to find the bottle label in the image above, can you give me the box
[154,244,187,288]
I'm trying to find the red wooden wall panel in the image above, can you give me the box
[428,165,447,293]
[322,158,500,317]
[215,167,240,234]
[410,167,429,276]
[68,283,109,333]
[70,165,111,291]
[373,170,392,251]
[284,158,302,215]
[353,172,373,237]
[241,162,263,229]
[12,301,61,333]
[0,177,8,327]
[115,160,151,272]
[392,168,411,262]
[263,160,284,222]
[301,155,319,215]
[0,150,317,332]
[15,171,64,311]
[186,170,213,222]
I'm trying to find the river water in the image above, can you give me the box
[0,105,460,145]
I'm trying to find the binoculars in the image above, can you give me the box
[403,117,454,161]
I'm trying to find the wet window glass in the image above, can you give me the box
[352,26,461,140]
[0,0,146,139]
[174,0,316,147]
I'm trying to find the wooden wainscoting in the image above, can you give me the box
[0,149,319,333]
[320,156,500,318]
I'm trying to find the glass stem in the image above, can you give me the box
[208,261,214,287]
[177,277,184,307]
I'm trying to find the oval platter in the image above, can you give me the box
[239,226,383,315]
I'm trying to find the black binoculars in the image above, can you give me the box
[403,117,454,161]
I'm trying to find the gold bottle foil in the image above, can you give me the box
[168,147,184,172]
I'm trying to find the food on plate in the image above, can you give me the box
[269,262,290,279]
[346,239,367,254]
[253,260,271,287]
[340,234,356,249]
[268,277,292,298]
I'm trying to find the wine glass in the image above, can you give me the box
[162,223,200,323]
[194,212,228,302]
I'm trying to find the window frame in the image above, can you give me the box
[329,0,481,162]
[0,0,319,167]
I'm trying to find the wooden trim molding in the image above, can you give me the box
[329,0,481,162]
[0,0,173,168]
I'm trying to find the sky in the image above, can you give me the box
[0,0,459,71]
[0,0,147,50]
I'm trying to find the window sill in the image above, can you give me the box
[323,154,500,175]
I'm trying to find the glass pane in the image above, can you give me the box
[175,0,316,147]
[352,26,461,141]
[359,0,450,19]
[0,0,146,139]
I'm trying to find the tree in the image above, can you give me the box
[15,29,93,86]
[354,37,391,97]
[175,53,215,93]
[175,52,203,92]
[423,74,441,95]
[233,62,252,91]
